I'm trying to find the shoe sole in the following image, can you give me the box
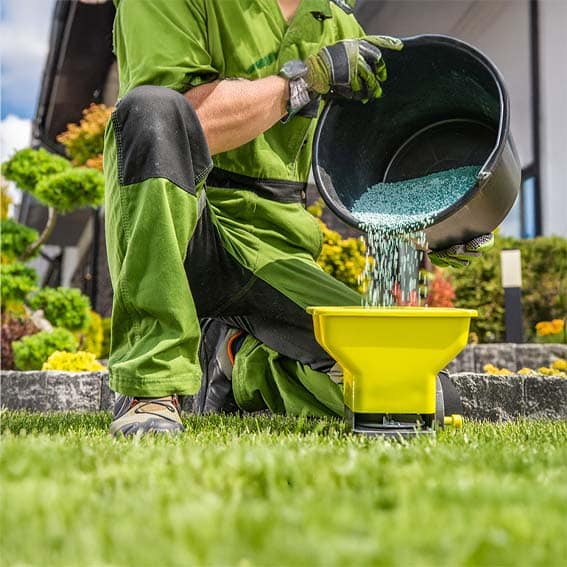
[110,415,184,437]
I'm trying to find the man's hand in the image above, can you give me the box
[305,35,403,102]
[429,233,494,269]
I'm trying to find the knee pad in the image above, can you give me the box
[111,85,212,194]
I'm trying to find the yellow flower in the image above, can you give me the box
[535,319,565,337]
[518,368,536,375]
[552,358,567,371]
[42,351,105,372]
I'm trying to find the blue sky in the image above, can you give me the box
[1,0,56,163]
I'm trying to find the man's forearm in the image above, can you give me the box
[185,76,288,156]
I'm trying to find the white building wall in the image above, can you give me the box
[357,0,565,237]
[539,0,567,237]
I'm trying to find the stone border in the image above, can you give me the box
[445,343,566,374]
[451,373,567,421]
[1,369,566,421]
[0,371,113,412]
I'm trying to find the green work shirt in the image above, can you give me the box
[112,0,364,184]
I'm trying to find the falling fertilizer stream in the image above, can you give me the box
[351,165,480,306]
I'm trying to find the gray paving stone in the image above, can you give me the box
[450,373,524,421]
[473,344,517,373]
[0,371,47,411]
[524,376,567,419]
[100,372,115,411]
[45,372,102,411]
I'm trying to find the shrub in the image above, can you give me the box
[1,148,70,195]
[75,310,104,357]
[0,315,40,370]
[28,287,91,331]
[34,167,105,212]
[425,268,455,307]
[534,319,566,344]
[450,234,567,342]
[1,263,38,308]
[518,236,567,334]
[0,219,40,261]
[100,317,111,360]
[309,201,366,293]
[12,328,78,371]
[56,103,112,169]
[42,350,105,372]
[1,181,12,220]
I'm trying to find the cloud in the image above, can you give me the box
[1,115,32,207]
[1,114,32,163]
[0,0,56,118]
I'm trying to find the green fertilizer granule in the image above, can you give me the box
[351,165,480,233]
[353,165,480,307]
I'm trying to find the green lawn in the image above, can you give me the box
[1,412,566,567]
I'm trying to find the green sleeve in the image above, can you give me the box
[113,0,218,97]
[330,4,366,40]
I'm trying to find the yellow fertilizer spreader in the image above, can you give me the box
[308,306,477,437]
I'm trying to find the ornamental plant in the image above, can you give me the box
[0,263,38,308]
[2,136,104,259]
[0,219,40,262]
[0,315,40,370]
[56,103,112,170]
[28,287,91,331]
[308,200,366,293]
[450,234,567,342]
[42,350,105,372]
[1,148,70,195]
[75,310,104,358]
[483,361,566,378]
[425,268,455,307]
[1,107,110,367]
[1,180,12,219]
[100,316,111,359]
[535,319,566,344]
[12,328,78,371]
[34,167,104,213]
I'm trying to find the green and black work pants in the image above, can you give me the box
[103,86,360,417]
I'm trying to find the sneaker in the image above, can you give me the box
[110,394,184,437]
[193,318,243,415]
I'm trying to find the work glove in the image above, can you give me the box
[279,36,403,120]
[305,35,403,101]
[429,233,494,269]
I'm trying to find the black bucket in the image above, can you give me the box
[312,35,521,250]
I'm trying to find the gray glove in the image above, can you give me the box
[279,35,403,119]
[305,35,404,102]
[429,233,494,268]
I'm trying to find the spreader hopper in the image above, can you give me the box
[307,306,477,436]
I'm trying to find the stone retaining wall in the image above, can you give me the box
[1,369,566,421]
[1,371,113,412]
[445,343,566,374]
[451,373,566,421]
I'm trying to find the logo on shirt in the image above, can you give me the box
[246,51,278,75]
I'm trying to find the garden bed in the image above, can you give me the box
[1,365,566,421]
